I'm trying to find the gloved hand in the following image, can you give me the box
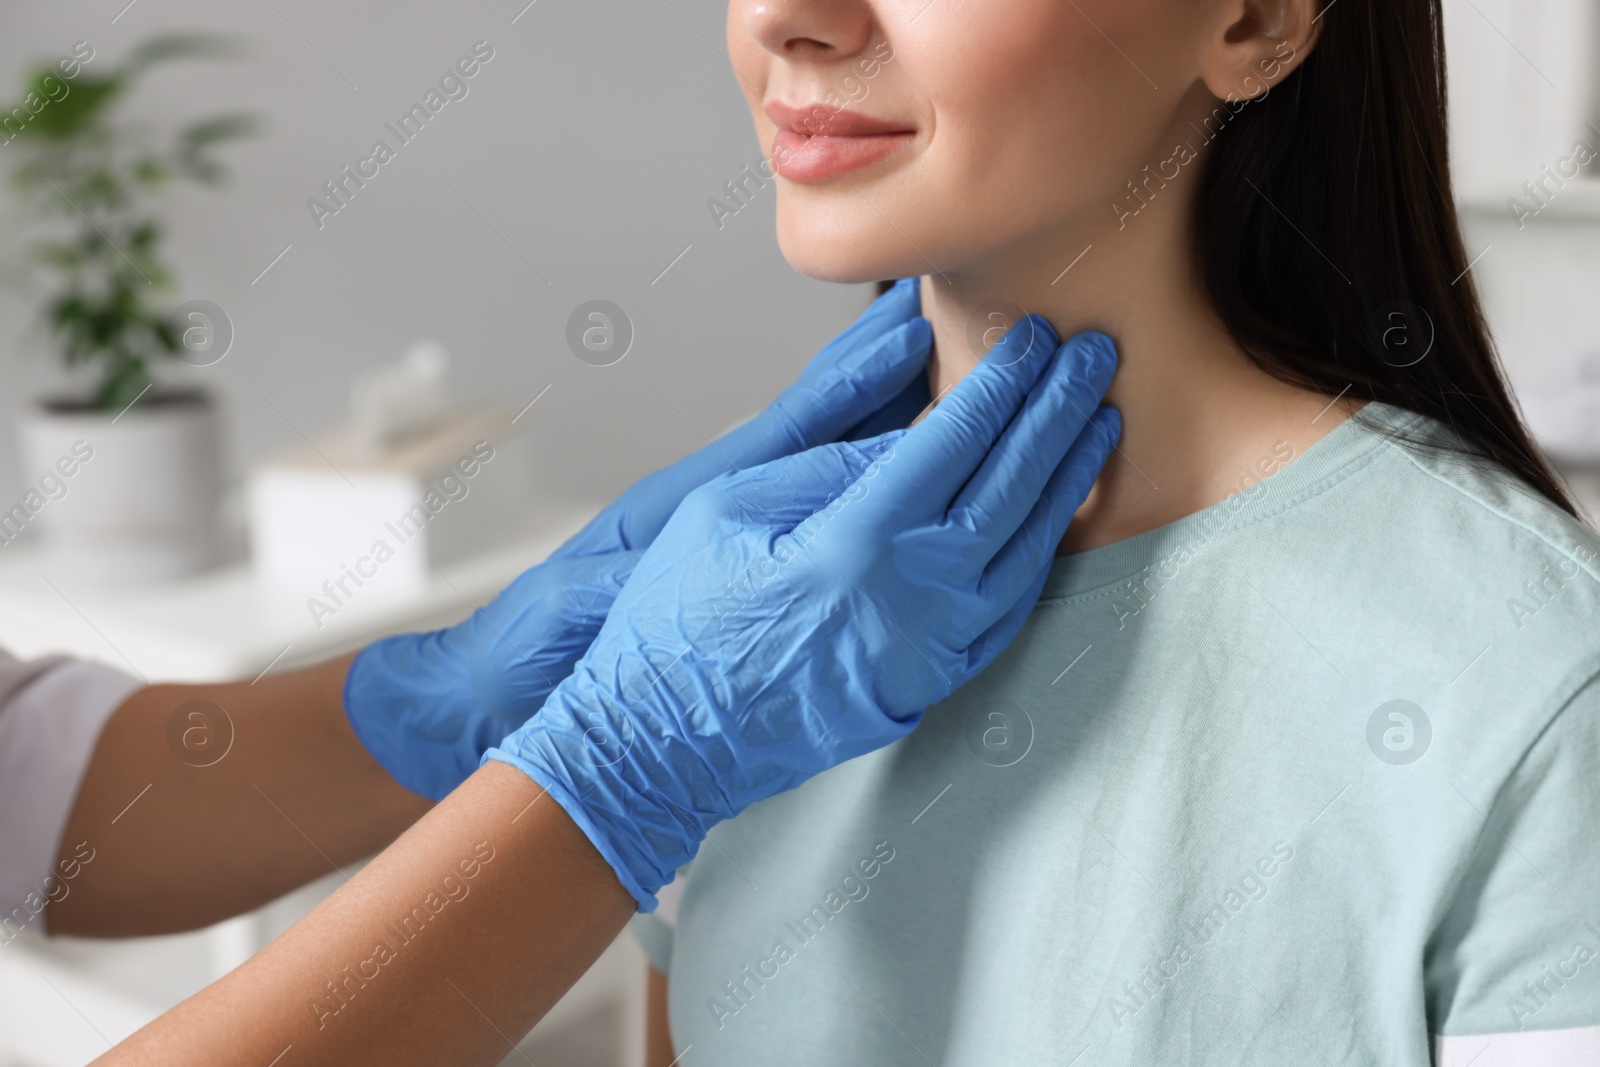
[554,277,931,558]
[345,280,932,800]
[485,319,1120,908]
[343,553,639,799]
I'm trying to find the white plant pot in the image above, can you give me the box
[15,391,221,584]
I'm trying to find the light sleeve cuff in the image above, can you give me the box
[0,654,140,936]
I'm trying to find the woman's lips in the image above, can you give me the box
[764,102,914,183]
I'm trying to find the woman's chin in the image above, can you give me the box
[775,215,929,287]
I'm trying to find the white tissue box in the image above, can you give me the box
[247,409,535,620]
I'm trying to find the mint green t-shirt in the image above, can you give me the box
[634,402,1600,1065]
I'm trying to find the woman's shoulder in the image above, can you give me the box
[1321,402,1600,721]
[1344,402,1600,586]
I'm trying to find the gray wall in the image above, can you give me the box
[0,0,872,511]
[2,2,1597,518]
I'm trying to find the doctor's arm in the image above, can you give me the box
[48,653,431,937]
[96,761,633,1067]
[99,321,1118,1066]
[47,280,933,940]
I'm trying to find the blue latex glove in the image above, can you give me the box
[343,553,640,799]
[554,277,931,558]
[485,320,1121,908]
[345,280,932,800]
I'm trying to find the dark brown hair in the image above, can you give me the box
[1196,0,1578,514]
[882,0,1577,516]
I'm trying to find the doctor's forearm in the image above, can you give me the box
[99,762,633,1067]
[48,653,432,937]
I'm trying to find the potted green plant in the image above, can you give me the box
[4,36,257,582]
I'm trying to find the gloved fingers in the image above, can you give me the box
[795,277,921,382]
[978,405,1120,609]
[730,278,923,458]
[860,314,1060,519]
[549,549,644,625]
[687,279,924,469]
[736,315,932,457]
[948,331,1117,536]
[483,549,641,624]
[553,495,651,560]
[844,366,932,441]
[704,434,905,532]
[554,438,756,560]
[960,559,1054,678]
[553,282,926,560]
[456,550,646,708]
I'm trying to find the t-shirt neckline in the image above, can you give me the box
[1039,401,1428,601]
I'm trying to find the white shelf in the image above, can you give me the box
[1460,179,1600,225]
[0,501,600,683]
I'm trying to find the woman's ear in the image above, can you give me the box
[1198,0,1322,103]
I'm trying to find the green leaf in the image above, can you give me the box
[93,356,154,413]
[121,34,247,79]
[33,240,85,269]
[133,158,169,186]
[9,76,122,140]
[178,113,261,149]
[176,113,260,184]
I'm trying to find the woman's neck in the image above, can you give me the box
[915,152,1354,553]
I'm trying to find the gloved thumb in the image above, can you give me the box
[711,431,907,531]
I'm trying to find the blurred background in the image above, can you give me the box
[0,0,1594,1063]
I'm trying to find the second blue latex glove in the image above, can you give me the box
[345,280,932,799]
[486,320,1121,908]
[343,553,640,800]
[554,277,931,558]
